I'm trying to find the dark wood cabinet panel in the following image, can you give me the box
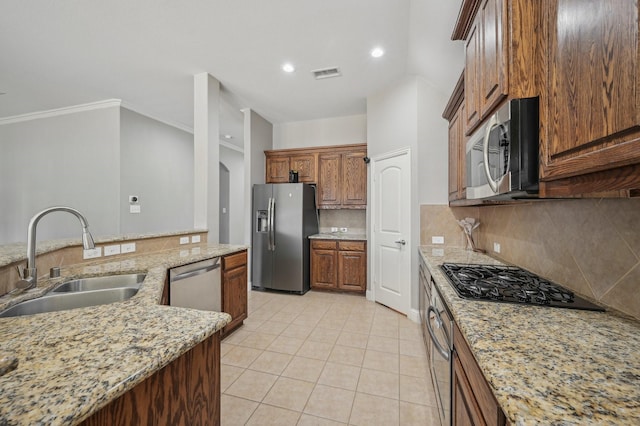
[318,154,342,206]
[453,323,506,426]
[445,73,467,202]
[221,250,247,337]
[465,20,481,132]
[540,0,640,194]
[81,332,221,426]
[479,0,508,118]
[453,353,487,426]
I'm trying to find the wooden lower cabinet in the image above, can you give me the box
[453,323,506,426]
[221,250,248,337]
[81,332,221,426]
[311,240,366,293]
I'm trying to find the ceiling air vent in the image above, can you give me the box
[312,67,341,80]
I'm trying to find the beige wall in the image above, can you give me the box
[318,210,366,234]
[420,199,640,320]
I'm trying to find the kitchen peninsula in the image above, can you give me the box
[0,234,246,425]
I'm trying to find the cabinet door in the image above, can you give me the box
[318,154,342,207]
[453,353,487,426]
[311,248,338,289]
[222,264,248,335]
[266,156,290,183]
[541,0,640,186]
[337,250,366,292]
[341,151,367,206]
[449,106,462,201]
[479,0,508,118]
[290,153,317,183]
[465,19,482,133]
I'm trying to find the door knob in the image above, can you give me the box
[394,239,406,245]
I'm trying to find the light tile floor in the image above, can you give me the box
[221,290,440,425]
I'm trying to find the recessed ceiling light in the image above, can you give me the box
[282,63,295,73]
[223,134,233,139]
[371,47,385,58]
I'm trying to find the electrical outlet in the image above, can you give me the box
[493,242,501,253]
[432,236,445,244]
[331,227,338,233]
[191,235,201,243]
[340,227,348,233]
[179,236,189,245]
[121,242,136,254]
[130,204,141,214]
[432,248,445,256]
[104,244,121,256]
[83,247,102,259]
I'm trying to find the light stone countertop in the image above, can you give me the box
[0,228,208,268]
[309,233,367,241]
[0,243,246,426]
[419,245,640,425]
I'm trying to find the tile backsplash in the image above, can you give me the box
[421,199,640,320]
[318,210,366,234]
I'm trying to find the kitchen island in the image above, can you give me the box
[420,246,640,425]
[0,243,246,425]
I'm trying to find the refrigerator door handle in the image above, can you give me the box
[270,197,276,250]
[267,197,273,251]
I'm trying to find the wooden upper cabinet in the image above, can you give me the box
[290,153,317,183]
[266,156,290,183]
[444,73,467,203]
[459,0,537,135]
[539,0,640,195]
[342,151,367,206]
[318,153,342,206]
[479,0,508,118]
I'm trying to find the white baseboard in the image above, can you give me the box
[408,308,420,323]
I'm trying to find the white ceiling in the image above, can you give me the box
[0,0,464,146]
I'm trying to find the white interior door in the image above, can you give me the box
[371,149,411,314]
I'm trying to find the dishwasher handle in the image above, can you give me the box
[171,259,220,282]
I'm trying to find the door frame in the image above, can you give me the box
[368,147,412,316]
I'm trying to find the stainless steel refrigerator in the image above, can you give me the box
[252,183,318,294]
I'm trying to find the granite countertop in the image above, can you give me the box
[309,233,367,241]
[0,228,208,268]
[419,246,640,425]
[0,243,246,425]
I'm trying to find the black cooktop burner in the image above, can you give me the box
[440,263,604,311]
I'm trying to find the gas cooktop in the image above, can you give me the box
[440,263,604,311]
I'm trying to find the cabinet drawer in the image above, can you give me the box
[312,240,337,250]
[338,241,365,251]
[223,250,247,270]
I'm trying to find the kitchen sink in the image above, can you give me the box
[0,287,140,318]
[51,273,146,293]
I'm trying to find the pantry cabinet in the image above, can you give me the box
[538,0,640,196]
[221,250,247,337]
[311,239,366,293]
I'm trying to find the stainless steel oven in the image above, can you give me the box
[418,258,432,359]
[427,277,453,426]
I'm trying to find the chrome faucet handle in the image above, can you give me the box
[9,279,33,295]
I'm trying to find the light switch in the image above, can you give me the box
[83,247,102,259]
[432,236,445,244]
[104,245,121,256]
[130,205,141,214]
[121,242,136,253]
[191,235,201,243]
[179,236,189,245]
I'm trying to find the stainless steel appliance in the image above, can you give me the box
[252,183,318,294]
[440,263,604,311]
[427,276,453,426]
[169,258,221,311]
[466,97,539,200]
[418,257,432,360]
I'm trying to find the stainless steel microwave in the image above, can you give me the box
[466,97,539,200]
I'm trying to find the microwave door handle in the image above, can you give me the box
[483,114,500,193]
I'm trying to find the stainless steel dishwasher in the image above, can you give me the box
[169,258,221,311]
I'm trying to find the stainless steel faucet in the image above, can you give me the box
[14,206,95,293]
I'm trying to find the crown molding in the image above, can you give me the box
[0,99,122,126]
[120,101,194,134]
[220,140,244,153]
